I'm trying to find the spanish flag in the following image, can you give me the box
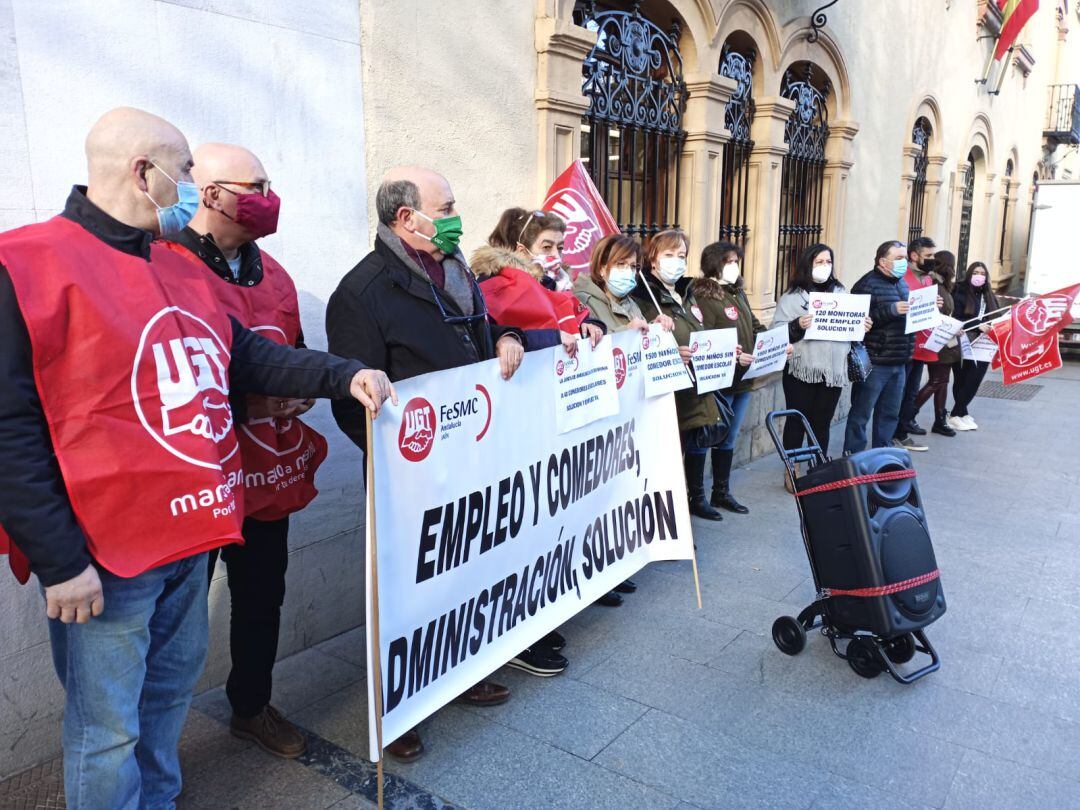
[995,0,1038,60]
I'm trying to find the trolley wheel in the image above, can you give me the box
[772,616,807,656]
[846,637,883,679]
[883,633,917,665]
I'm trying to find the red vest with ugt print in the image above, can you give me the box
[162,242,328,522]
[0,216,245,578]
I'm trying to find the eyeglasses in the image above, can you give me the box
[429,274,490,325]
[214,179,272,197]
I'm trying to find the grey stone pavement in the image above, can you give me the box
[5,364,1079,809]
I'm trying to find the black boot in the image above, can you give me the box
[931,409,956,437]
[684,453,723,521]
[710,449,749,514]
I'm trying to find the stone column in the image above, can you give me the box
[924,155,948,242]
[947,160,971,249]
[981,171,998,281]
[997,177,1022,285]
[534,15,595,196]
[821,120,859,272]
[679,73,738,274]
[743,96,795,320]
[897,144,919,239]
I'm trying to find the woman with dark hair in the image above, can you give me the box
[910,250,959,436]
[632,230,727,522]
[690,241,773,514]
[948,261,999,431]
[772,243,872,489]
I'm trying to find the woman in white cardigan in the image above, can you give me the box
[772,243,872,489]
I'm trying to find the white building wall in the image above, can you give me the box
[0,0,370,778]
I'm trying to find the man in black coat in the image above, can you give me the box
[843,240,915,454]
[326,165,525,763]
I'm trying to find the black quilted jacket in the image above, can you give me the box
[851,268,914,365]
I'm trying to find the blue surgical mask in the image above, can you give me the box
[891,258,907,278]
[658,256,687,285]
[145,161,199,235]
[606,265,637,298]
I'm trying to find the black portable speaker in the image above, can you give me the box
[796,447,946,638]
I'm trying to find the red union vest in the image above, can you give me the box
[161,242,328,522]
[0,216,246,578]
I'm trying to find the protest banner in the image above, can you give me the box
[641,325,694,396]
[553,337,619,434]
[364,329,697,762]
[742,325,790,381]
[921,316,964,354]
[988,282,1080,384]
[905,284,941,333]
[542,160,620,277]
[805,293,870,342]
[689,328,738,394]
[969,333,998,363]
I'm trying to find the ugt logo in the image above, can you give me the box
[613,348,627,389]
[543,188,602,274]
[132,307,237,470]
[399,398,436,462]
[811,298,836,310]
[555,356,579,377]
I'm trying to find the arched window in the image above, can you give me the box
[957,151,977,272]
[576,1,687,237]
[718,42,755,248]
[776,63,830,297]
[908,117,932,243]
[998,159,1014,263]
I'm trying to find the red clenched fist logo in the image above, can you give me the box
[642,335,651,350]
[399,398,436,462]
[133,307,237,470]
[725,306,738,321]
[613,348,627,389]
[1007,294,1071,365]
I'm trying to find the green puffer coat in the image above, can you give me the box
[690,277,767,394]
[631,274,721,433]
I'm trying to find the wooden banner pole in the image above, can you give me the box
[365,411,385,810]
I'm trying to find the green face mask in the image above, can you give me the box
[413,209,463,254]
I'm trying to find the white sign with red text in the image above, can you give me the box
[641,325,693,397]
[742,325,790,381]
[804,292,870,342]
[905,283,941,334]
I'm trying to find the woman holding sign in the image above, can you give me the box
[948,261,999,431]
[691,241,770,515]
[772,244,872,488]
[632,230,727,522]
[911,252,959,437]
[572,233,673,334]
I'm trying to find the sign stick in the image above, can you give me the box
[365,411,385,810]
[637,269,697,383]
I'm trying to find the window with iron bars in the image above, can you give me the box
[908,117,932,244]
[775,63,829,298]
[956,152,976,274]
[575,0,687,239]
[718,45,755,249]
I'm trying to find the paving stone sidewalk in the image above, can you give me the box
[4,364,1078,809]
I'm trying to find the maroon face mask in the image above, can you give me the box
[219,186,281,238]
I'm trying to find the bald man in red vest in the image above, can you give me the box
[0,108,394,809]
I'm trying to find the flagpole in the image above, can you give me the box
[365,411,385,810]
[990,47,1014,95]
[637,269,697,384]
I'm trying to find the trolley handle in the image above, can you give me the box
[765,410,828,473]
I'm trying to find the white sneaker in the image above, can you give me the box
[961,415,978,430]
[947,416,971,432]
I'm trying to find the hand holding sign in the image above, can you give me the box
[742,325,790,380]
[905,284,941,333]
[921,316,964,354]
[805,293,871,342]
[641,325,694,396]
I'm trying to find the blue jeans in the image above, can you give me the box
[717,390,751,451]
[843,364,907,454]
[47,554,209,810]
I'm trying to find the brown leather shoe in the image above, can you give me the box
[456,680,510,707]
[230,705,306,759]
[385,728,424,762]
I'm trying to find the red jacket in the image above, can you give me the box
[471,246,589,333]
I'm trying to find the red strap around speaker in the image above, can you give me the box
[796,468,916,497]
[821,569,940,599]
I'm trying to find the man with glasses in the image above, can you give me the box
[327,165,527,762]
[166,142,314,759]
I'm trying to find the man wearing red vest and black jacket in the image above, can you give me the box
[0,108,394,810]
[164,142,326,760]
[892,236,937,451]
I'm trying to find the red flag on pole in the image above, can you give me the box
[543,160,620,278]
[0,528,31,584]
[995,0,1039,60]
[989,282,1080,383]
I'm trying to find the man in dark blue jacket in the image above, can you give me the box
[843,241,915,453]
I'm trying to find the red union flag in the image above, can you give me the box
[0,529,30,584]
[543,160,620,277]
[990,282,1080,384]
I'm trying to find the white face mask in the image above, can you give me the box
[657,256,687,284]
[721,262,740,285]
[811,263,833,284]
